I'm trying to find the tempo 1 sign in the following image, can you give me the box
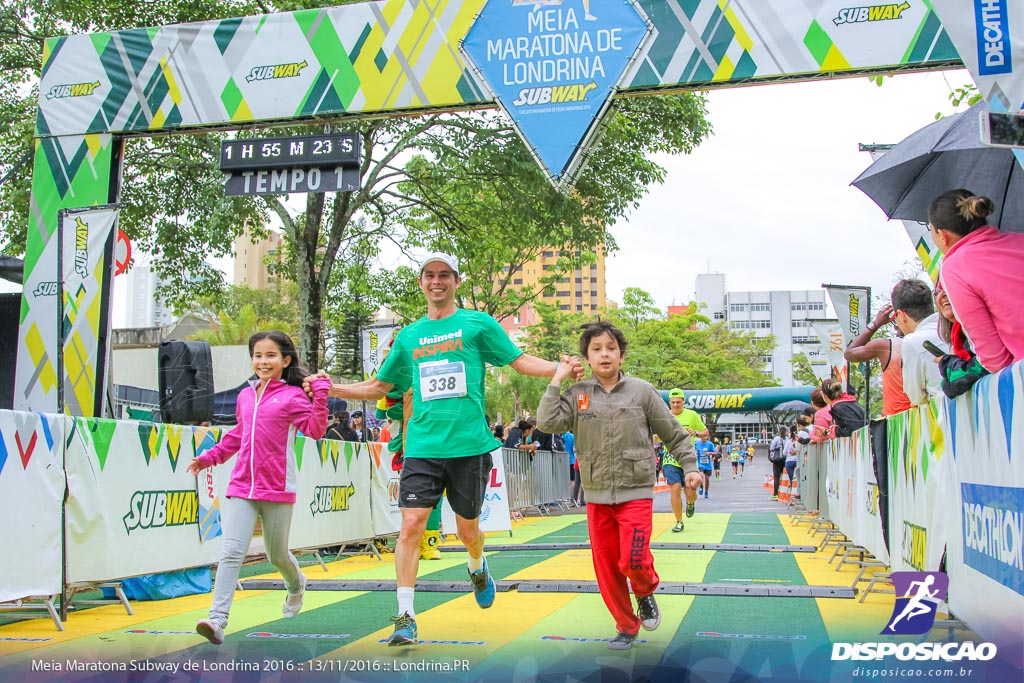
[224,166,361,197]
[220,133,361,171]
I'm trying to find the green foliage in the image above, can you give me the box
[485,369,550,424]
[195,281,301,332]
[790,352,820,386]
[191,303,294,345]
[524,292,777,395]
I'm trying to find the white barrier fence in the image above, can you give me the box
[0,413,511,608]
[811,360,1023,656]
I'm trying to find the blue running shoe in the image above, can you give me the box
[388,612,417,646]
[469,557,496,609]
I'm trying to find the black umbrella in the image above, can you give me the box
[851,101,1024,231]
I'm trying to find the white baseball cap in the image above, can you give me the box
[419,252,459,276]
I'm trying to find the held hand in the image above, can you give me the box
[684,472,703,490]
[551,354,575,383]
[566,356,585,380]
[303,371,331,398]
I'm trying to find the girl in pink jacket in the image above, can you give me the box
[188,331,330,645]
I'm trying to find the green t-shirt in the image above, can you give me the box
[376,309,522,459]
[663,409,706,468]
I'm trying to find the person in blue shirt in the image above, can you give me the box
[693,434,716,499]
[563,431,581,505]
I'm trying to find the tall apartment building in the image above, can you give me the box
[498,245,608,343]
[232,225,283,289]
[695,273,826,387]
[124,262,175,329]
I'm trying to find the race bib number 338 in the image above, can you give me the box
[419,361,468,401]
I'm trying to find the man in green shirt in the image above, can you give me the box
[666,388,710,531]
[315,253,582,646]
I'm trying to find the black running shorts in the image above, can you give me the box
[398,452,493,520]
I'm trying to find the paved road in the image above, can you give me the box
[653,446,789,515]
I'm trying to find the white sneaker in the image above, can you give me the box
[197,619,225,645]
[282,573,307,618]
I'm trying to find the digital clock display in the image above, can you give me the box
[220,133,361,171]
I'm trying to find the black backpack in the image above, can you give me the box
[830,399,868,437]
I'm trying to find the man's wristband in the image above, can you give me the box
[866,322,877,332]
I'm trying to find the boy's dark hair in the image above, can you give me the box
[579,320,628,357]
[891,279,935,323]
[248,330,309,388]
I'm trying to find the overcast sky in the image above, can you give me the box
[604,68,971,314]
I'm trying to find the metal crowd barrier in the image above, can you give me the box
[502,448,572,515]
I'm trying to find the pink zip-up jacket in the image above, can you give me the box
[940,226,1024,373]
[194,377,331,503]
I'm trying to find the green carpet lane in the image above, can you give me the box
[651,512,832,680]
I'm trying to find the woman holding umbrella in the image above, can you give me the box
[929,189,1024,373]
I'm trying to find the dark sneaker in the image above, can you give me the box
[685,501,695,518]
[637,594,661,631]
[469,557,496,609]
[608,631,636,650]
[387,612,418,646]
[196,619,225,645]
[672,521,684,533]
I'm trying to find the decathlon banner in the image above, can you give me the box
[361,324,400,381]
[290,438,373,549]
[931,0,1024,111]
[944,361,1024,654]
[57,207,117,418]
[885,403,956,574]
[810,319,849,386]
[0,411,65,602]
[822,284,871,349]
[442,448,511,534]
[368,443,402,537]
[64,417,219,583]
[826,426,890,564]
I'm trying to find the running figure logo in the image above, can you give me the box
[881,572,949,635]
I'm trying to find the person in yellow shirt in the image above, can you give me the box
[666,389,710,531]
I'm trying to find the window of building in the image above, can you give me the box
[559,304,570,310]
[557,291,569,297]
[543,291,554,298]
[513,278,523,285]
[590,277,598,283]
[575,277,582,283]
[576,305,583,311]
[713,312,725,320]
[513,315,521,324]
[543,264,554,271]
[791,320,806,328]
[792,336,818,343]
[590,304,598,310]
[750,303,770,312]
[730,303,748,312]
[543,250,553,257]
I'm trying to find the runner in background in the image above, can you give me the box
[666,389,709,532]
[694,434,715,499]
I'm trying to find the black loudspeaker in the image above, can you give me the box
[158,340,214,424]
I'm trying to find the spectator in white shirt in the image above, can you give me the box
[891,279,949,406]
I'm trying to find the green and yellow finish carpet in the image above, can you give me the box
[0,512,993,682]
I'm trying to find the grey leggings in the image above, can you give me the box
[208,496,302,628]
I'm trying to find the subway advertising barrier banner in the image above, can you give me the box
[825,427,889,564]
[0,411,65,603]
[361,324,400,381]
[368,442,402,537]
[885,403,956,575]
[63,416,219,583]
[289,437,373,549]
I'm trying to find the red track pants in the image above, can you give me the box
[586,498,659,636]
